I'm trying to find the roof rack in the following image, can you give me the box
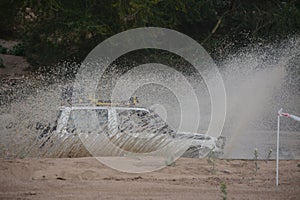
[71,96,139,107]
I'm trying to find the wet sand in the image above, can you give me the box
[0,157,299,199]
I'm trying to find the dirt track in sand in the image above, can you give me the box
[0,157,299,199]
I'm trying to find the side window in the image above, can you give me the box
[95,109,108,126]
[66,109,108,132]
[66,111,76,132]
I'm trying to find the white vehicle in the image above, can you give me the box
[38,98,225,158]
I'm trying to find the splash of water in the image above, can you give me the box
[0,37,299,159]
[220,37,300,159]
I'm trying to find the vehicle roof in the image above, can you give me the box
[60,105,149,112]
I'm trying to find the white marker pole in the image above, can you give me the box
[276,108,282,187]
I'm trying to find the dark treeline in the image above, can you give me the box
[0,0,299,68]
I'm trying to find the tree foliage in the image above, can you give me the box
[0,0,299,68]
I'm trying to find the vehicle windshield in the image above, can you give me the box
[117,109,173,136]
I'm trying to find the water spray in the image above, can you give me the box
[276,109,300,186]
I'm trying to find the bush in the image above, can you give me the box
[220,182,227,200]
[8,43,25,56]
[0,45,7,54]
[0,57,4,68]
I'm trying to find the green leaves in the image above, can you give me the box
[220,182,227,200]
[10,43,26,56]
[1,0,298,68]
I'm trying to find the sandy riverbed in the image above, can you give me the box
[0,157,299,199]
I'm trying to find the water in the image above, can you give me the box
[220,38,300,159]
[0,37,299,159]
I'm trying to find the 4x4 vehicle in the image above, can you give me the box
[37,98,225,158]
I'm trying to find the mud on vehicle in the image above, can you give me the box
[36,97,225,158]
